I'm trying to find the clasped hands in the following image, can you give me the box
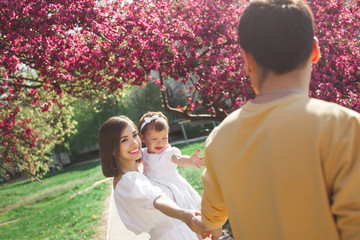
[184,210,222,240]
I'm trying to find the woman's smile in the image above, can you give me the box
[130,147,141,154]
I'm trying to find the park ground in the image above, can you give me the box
[0,140,206,240]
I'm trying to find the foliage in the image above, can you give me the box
[122,82,166,122]
[122,79,189,123]
[66,81,183,157]
[68,94,126,154]
[0,161,108,240]
[1,0,358,177]
[1,91,76,179]
[0,0,108,178]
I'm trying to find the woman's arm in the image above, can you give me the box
[153,195,210,237]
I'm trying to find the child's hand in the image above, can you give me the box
[190,149,206,169]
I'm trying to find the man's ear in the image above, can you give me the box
[241,49,255,74]
[311,37,321,63]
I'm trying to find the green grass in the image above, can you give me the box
[0,161,109,240]
[174,140,206,195]
[0,140,206,240]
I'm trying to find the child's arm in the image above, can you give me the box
[172,149,205,169]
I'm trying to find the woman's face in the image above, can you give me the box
[116,123,142,164]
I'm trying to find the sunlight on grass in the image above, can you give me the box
[0,161,103,209]
[1,178,85,214]
[0,161,109,240]
[175,140,206,195]
[174,141,206,156]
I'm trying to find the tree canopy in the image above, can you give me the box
[1,0,359,177]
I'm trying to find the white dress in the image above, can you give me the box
[113,171,198,240]
[142,145,202,212]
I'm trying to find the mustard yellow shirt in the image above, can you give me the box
[201,94,360,240]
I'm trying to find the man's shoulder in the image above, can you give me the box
[206,109,242,146]
[307,98,360,119]
[217,108,242,128]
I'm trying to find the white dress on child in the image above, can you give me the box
[142,145,202,212]
[113,171,198,240]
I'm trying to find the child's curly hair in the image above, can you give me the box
[138,111,169,134]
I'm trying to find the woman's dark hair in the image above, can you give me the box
[99,115,136,177]
[238,0,315,74]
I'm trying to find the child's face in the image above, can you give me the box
[142,128,169,154]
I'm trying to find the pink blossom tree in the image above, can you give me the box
[97,0,359,119]
[1,0,359,177]
[0,0,107,178]
[308,0,359,111]
[97,0,251,121]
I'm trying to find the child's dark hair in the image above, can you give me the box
[138,111,169,134]
[237,0,315,74]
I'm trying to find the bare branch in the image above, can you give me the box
[198,39,237,59]
[159,73,226,121]
[2,75,42,83]
[16,163,43,184]
[0,163,13,176]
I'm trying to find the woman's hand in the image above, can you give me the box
[183,211,211,238]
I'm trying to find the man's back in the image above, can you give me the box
[203,93,360,239]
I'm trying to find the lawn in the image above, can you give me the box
[0,161,109,240]
[174,141,206,195]
[0,140,206,240]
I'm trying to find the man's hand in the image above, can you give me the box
[183,210,211,237]
[209,227,222,239]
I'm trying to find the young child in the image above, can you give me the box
[138,111,205,213]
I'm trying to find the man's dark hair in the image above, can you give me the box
[238,0,315,74]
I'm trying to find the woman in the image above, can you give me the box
[99,115,210,239]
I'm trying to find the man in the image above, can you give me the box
[201,0,360,239]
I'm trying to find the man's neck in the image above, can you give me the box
[252,66,311,103]
[262,67,310,91]
[256,64,311,100]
